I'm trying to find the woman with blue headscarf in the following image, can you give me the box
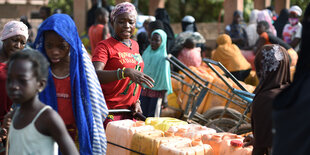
[33,14,108,155]
[140,29,172,117]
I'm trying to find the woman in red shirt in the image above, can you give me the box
[92,2,154,126]
[0,21,28,145]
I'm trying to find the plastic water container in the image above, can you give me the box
[201,133,237,155]
[202,76,233,113]
[167,124,216,140]
[145,117,188,132]
[106,120,154,155]
[219,139,253,155]
[158,138,213,155]
[131,131,193,155]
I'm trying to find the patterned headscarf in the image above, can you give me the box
[257,10,277,36]
[110,2,137,21]
[254,44,290,93]
[0,21,28,41]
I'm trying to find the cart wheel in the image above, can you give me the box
[229,123,252,135]
[202,106,243,121]
[205,118,238,132]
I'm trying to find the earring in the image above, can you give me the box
[38,88,42,93]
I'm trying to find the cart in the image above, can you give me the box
[166,54,255,134]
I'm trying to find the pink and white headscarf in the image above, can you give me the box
[257,10,277,36]
[110,2,137,21]
[0,21,28,41]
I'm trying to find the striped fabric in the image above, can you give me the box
[82,45,109,154]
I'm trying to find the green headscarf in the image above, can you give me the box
[142,29,173,94]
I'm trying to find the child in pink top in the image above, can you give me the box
[177,38,202,67]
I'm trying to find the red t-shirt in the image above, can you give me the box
[0,63,12,123]
[92,37,144,109]
[53,76,77,142]
[88,24,111,54]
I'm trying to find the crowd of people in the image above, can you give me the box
[0,1,309,155]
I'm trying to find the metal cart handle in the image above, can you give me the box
[166,54,206,88]
[108,109,146,121]
[203,58,247,92]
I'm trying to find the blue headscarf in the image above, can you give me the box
[34,14,108,155]
[142,29,172,94]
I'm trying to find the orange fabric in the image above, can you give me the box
[260,32,272,45]
[287,48,298,66]
[88,24,110,54]
[212,34,251,72]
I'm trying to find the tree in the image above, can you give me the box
[137,0,224,23]
[290,0,310,14]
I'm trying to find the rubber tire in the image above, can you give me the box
[229,123,252,135]
[205,118,239,132]
[203,106,243,121]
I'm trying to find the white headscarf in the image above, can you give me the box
[0,21,28,41]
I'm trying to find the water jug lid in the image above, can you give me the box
[231,140,243,147]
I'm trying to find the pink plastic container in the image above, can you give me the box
[158,139,213,155]
[168,124,216,140]
[106,120,154,155]
[219,139,253,155]
[201,132,237,155]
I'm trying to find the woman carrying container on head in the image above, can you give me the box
[92,2,154,127]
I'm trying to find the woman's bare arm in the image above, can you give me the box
[93,61,154,88]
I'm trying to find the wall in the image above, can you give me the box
[171,22,225,49]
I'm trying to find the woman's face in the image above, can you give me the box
[44,31,70,65]
[151,33,162,50]
[112,12,136,40]
[3,35,26,57]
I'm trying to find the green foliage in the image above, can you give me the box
[243,0,254,23]
[48,0,310,23]
[137,0,224,23]
[47,0,73,15]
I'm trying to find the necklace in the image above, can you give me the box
[51,70,70,79]
[113,35,132,49]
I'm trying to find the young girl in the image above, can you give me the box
[33,14,108,154]
[7,49,79,155]
[140,29,172,117]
